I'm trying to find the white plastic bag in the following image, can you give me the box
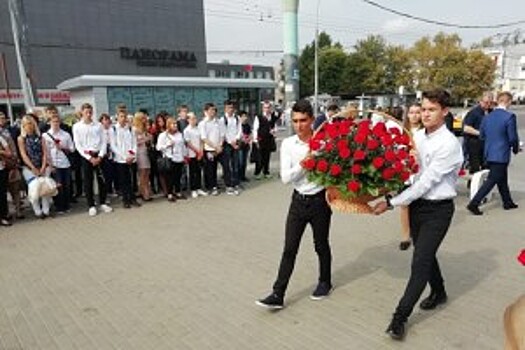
[27,176,58,202]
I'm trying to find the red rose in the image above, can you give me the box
[372,156,385,169]
[381,135,393,146]
[394,134,411,146]
[325,142,334,152]
[313,131,326,141]
[330,164,342,176]
[326,123,339,139]
[408,155,417,167]
[339,148,351,159]
[388,127,401,136]
[366,138,380,150]
[347,180,361,193]
[357,120,371,131]
[385,149,397,162]
[400,171,411,182]
[316,159,329,173]
[351,164,362,174]
[309,139,321,151]
[393,161,404,173]
[303,158,316,170]
[372,122,387,137]
[518,249,525,266]
[381,168,396,180]
[458,168,466,177]
[337,139,348,150]
[411,163,420,174]
[339,120,354,135]
[354,132,367,144]
[353,149,366,161]
[397,149,409,160]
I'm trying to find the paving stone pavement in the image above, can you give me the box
[0,123,524,350]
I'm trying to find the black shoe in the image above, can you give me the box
[419,291,447,310]
[131,200,142,207]
[255,293,284,310]
[310,282,333,300]
[503,202,518,210]
[176,193,187,200]
[467,203,483,216]
[399,240,411,251]
[386,318,406,340]
[123,203,131,209]
[0,218,12,226]
[241,177,250,182]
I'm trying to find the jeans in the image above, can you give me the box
[52,167,71,212]
[238,145,250,180]
[470,162,513,206]
[220,144,239,187]
[394,199,454,321]
[272,190,332,297]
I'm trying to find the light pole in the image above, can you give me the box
[313,0,320,116]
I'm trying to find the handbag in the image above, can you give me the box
[249,143,260,164]
[38,176,59,197]
[157,156,173,172]
[269,136,277,152]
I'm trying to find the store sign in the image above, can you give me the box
[120,47,197,68]
[0,90,70,104]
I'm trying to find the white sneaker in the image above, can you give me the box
[88,206,97,217]
[226,187,235,195]
[197,189,208,197]
[100,204,113,213]
[211,188,219,196]
[191,191,198,198]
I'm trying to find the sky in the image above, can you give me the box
[204,0,525,67]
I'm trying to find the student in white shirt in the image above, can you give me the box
[156,117,187,202]
[256,100,333,310]
[373,89,463,341]
[111,110,140,209]
[100,113,118,199]
[184,112,207,198]
[72,103,113,217]
[219,100,241,195]
[43,113,75,213]
[198,103,223,196]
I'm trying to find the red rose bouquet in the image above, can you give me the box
[305,114,418,213]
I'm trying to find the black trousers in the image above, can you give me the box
[272,190,332,297]
[52,168,71,212]
[115,162,134,204]
[255,147,271,176]
[203,151,218,190]
[0,169,8,219]
[81,157,107,208]
[471,162,513,206]
[466,138,484,174]
[162,161,184,195]
[188,157,203,191]
[394,199,454,321]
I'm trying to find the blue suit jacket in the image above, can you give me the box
[480,108,520,164]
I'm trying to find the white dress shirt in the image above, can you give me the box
[110,124,137,164]
[280,134,324,195]
[72,119,107,160]
[156,131,187,162]
[221,114,241,144]
[391,124,463,206]
[43,129,75,168]
[198,117,224,151]
[184,125,201,158]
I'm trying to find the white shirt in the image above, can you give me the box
[391,124,463,206]
[198,116,224,151]
[43,129,75,168]
[183,125,201,158]
[156,131,187,162]
[221,114,241,144]
[280,134,324,195]
[72,119,107,160]
[110,124,137,164]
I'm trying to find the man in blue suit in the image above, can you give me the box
[467,92,520,215]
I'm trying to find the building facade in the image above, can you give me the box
[484,43,525,98]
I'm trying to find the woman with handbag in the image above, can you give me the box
[156,117,187,202]
[17,115,53,219]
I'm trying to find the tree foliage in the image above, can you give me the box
[298,31,496,102]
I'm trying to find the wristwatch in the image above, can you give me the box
[385,194,394,210]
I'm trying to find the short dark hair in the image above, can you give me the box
[45,105,58,113]
[203,102,216,112]
[224,100,235,107]
[327,104,339,112]
[422,89,451,108]
[497,91,513,102]
[81,103,93,111]
[99,113,111,122]
[177,105,189,112]
[292,99,314,117]
[238,110,248,117]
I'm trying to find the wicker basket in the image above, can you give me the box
[325,187,380,214]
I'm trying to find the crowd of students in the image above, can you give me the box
[0,100,282,225]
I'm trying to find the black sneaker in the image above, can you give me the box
[466,203,483,215]
[419,290,447,310]
[255,293,284,310]
[310,282,333,300]
[503,202,518,210]
[386,317,406,340]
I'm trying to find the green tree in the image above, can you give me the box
[318,46,347,95]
